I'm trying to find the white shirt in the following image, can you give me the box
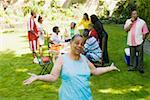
[37,22,45,45]
[27,18,34,31]
[51,33,62,44]
[124,18,149,46]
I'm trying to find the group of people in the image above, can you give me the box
[24,34,120,100]
[27,11,45,59]
[27,11,109,67]
[25,11,118,100]
[24,9,149,100]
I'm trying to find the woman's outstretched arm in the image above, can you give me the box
[86,58,120,76]
[23,56,63,85]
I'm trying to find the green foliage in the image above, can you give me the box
[98,0,110,19]
[50,0,58,8]
[0,7,5,17]
[110,0,150,25]
[62,0,87,8]
[99,0,104,6]
[24,0,30,3]
[22,5,32,16]
[111,0,136,24]
[38,0,45,6]
[22,0,46,16]
[71,0,87,4]
[136,0,150,28]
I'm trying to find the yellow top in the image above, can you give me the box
[78,19,91,29]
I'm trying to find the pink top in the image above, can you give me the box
[124,18,149,46]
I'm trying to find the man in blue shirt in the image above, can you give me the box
[83,29,102,67]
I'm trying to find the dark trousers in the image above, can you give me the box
[99,33,109,64]
[129,43,144,70]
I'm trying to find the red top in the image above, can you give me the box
[89,29,98,40]
[28,18,38,41]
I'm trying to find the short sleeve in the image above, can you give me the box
[124,19,131,30]
[142,23,149,35]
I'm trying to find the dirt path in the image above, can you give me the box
[0,32,31,55]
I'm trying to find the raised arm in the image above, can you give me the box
[23,56,63,85]
[77,19,83,29]
[124,19,133,32]
[86,58,120,76]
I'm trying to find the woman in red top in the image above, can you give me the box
[88,23,99,41]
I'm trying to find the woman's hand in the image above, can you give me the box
[110,63,120,71]
[23,73,38,85]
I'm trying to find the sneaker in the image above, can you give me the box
[128,67,136,71]
[139,69,144,74]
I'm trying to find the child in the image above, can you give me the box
[51,26,62,44]
[64,22,80,42]
[70,22,80,38]
[88,23,99,41]
[37,16,45,57]
[49,26,63,53]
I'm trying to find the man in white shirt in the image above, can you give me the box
[124,9,149,73]
[51,26,62,44]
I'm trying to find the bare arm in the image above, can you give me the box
[124,19,134,32]
[86,58,120,76]
[77,20,83,28]
[23,56,63,85]
[142,23,150,41]
[143,33,149,41]
[124,24,132,32]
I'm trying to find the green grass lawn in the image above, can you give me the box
[0,24,150,100]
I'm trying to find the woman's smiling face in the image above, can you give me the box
[70,35,84,55]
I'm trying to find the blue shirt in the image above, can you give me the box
[84,36,102,62]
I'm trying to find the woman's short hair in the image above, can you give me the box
[71,34,83,42]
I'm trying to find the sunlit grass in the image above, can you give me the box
[98,85,143,94]
[40,84,59,92]
[15,68,29,72]
[0,24,150,100]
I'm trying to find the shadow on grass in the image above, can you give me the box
[0,50,59,99]
[93,88,149,100]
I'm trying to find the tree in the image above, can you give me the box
[136,0,150,27]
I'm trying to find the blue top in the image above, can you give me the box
[59,54,92,100]
[84,36,102,63]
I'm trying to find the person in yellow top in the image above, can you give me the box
[78,13,91,30]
